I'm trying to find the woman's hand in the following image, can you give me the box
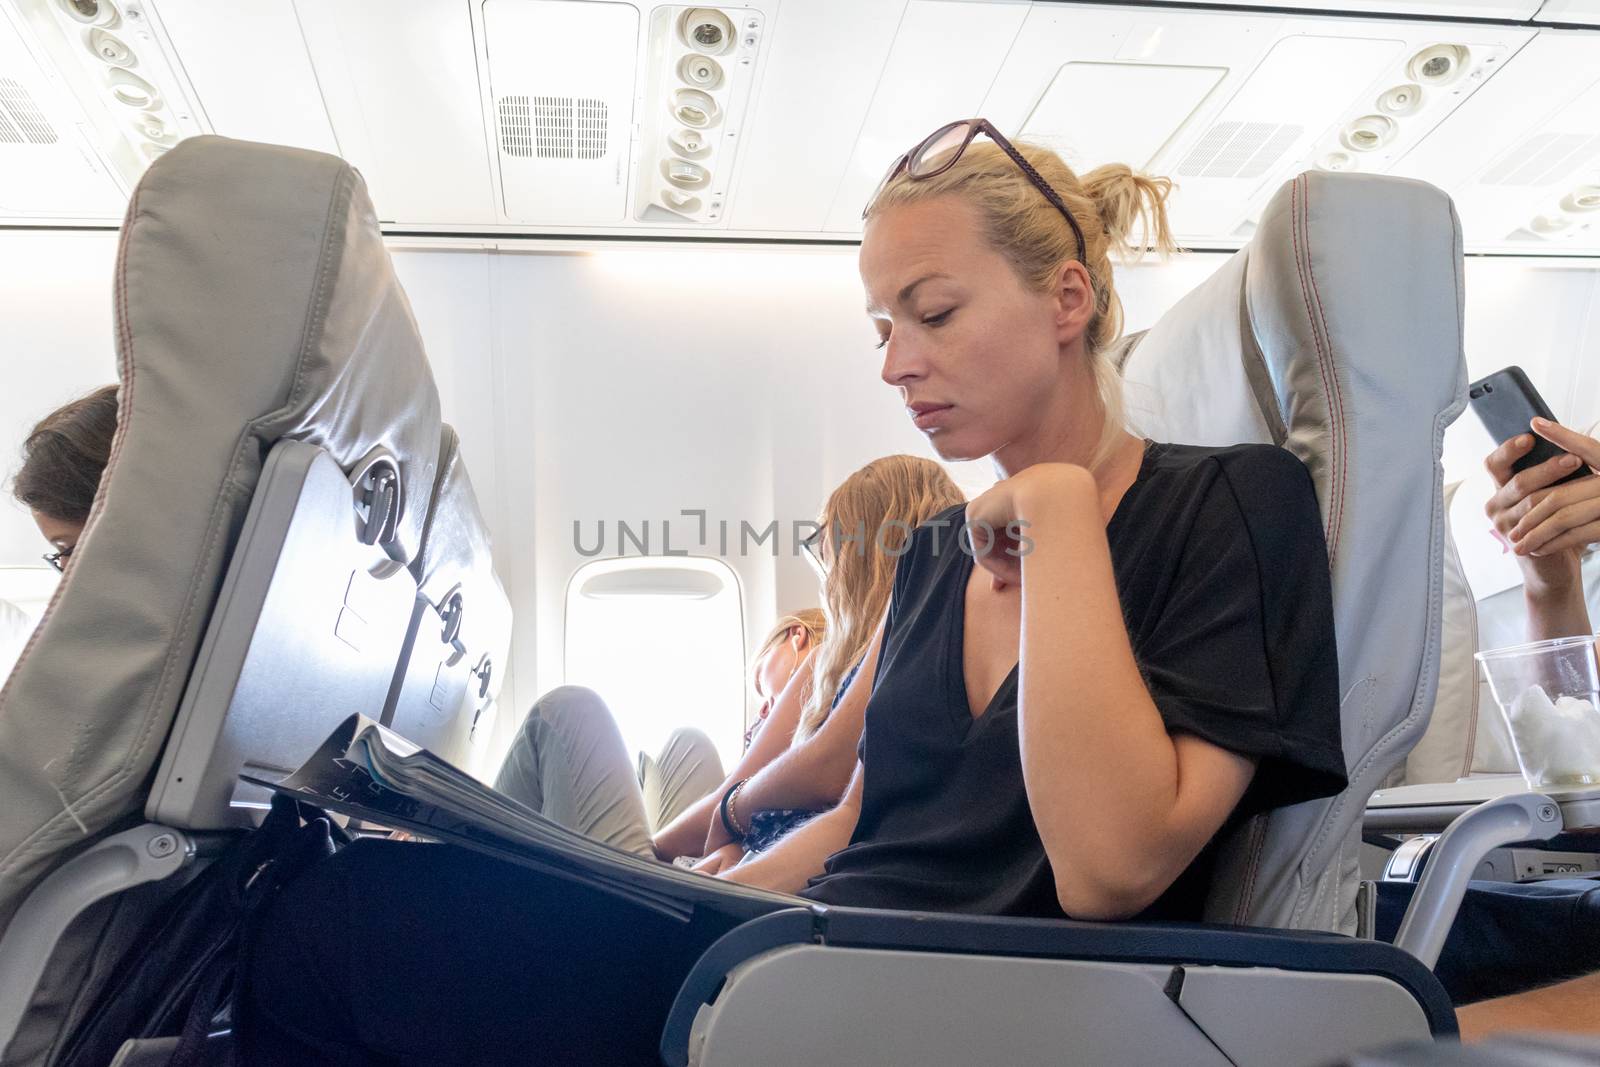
[701,786,737,856]
[1487,419,1600,595]
[964,463,1094,588]
[691,842,744,876]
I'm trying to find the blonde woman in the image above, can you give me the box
[692,456,965,871]
[241,123,1344,1065]
[496,455,961,867]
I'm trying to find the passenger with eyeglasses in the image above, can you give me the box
[10,385,117,575]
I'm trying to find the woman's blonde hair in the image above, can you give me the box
[796,455,965,742]
[749,608,827,699]
[866,142,1178,470]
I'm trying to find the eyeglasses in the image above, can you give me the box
[42,545,74,573]
[863,118,1087,266]
[800,526,828,580]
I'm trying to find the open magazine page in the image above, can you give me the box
[243,715,805,924]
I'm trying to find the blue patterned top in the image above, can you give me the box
[742,658,862,854]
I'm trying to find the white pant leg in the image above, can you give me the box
[638,728,726,833]
[493,685,654,857]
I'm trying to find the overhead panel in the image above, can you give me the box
[481,0,637,225]
[1396,32,1600,254]
[821,0,1030,233]
[631,3,775,227]
[292,0,494,226]
[1022,63,1228,175]
[977,5,1530,248]
[0,11,124,218]
[1532,0,1600,24]
[1152,0,1539,19]
[728,0,907,233]
[146,0,338,154]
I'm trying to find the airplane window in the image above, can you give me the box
[563,555,745,771]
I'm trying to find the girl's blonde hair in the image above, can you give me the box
[866,142,1178,470]
[796,455,965,742]
[749,608,827,699]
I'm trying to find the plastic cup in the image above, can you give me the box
[1476,635,1600,789]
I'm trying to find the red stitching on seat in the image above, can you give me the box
[1301,177,1349,560]
[1289,177,1342,562]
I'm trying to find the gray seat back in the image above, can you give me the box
[385,425,513,774]
[147,438,421,829]
[1117,171,1467,932]
[0,134,442,932]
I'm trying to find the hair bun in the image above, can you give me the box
[1079,163,1178,260]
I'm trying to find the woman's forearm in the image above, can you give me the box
[1524,580,1595,642]
[652,791,719,860]
[720,765,864,894]
[1013,469,1252,918]
[736,621,882,816]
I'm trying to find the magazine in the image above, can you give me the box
[242,714,806,923]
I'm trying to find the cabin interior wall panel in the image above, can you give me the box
[5,233,1600,760]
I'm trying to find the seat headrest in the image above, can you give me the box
[0,135,443,927]
[1121,170,1467,931]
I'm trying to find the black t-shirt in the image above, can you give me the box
[800,441,1347,921]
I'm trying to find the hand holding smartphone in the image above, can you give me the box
[1468,366,1590,488]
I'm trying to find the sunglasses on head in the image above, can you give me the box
[863,118,1087,265]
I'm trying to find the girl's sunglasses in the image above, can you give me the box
[863,118,1087,266]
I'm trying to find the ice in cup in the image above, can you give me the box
[1476,635,1600,789]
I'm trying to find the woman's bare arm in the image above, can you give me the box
[719,762,865,894]
[701,614,886,856]
[976,465,1256,920]
[651,646,819,860]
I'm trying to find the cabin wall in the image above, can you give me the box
[3,231,1598,761]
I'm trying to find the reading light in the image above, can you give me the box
[87,28,134,66]
[1340,114,1397,153]
[1407,45,1470,87]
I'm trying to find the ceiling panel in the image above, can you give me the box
[292,0,495,225]
[150,0,337,155]
[820,0,1031,233]
[1394,31,1600,253]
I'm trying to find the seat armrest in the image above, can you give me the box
[1393,792,1563,969]
[661,906,1457,1066]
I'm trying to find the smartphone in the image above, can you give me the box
[1468,366,1589,487]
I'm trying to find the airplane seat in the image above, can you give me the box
[385,424,513,780]
[0,135,444,1065]
[663,170,1471,1067]
[1119,168,1468,936]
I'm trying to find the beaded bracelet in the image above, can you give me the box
[719,778,749,840]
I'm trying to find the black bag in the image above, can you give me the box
[53,795,346,1067]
